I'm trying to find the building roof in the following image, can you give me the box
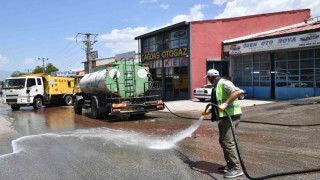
[224,21,320,44]
[134,9,310,41]
[192,9,309,24]
[134,21,189,40]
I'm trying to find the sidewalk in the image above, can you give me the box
[162,98,276,113]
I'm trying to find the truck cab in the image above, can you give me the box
[3,76,44,110]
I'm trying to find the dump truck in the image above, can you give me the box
[3,74,75,110]
[73,59,164,119]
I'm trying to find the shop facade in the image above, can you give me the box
[225,23,320,100]
[136,22,191,101]
[135,9,311,101]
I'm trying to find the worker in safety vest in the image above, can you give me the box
[202,69,243,179]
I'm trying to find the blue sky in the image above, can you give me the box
[0,0,319,79]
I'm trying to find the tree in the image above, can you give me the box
[11,71,26,77]
[32,63,59,74]
[45,63,59,74]
[32,66,43,74]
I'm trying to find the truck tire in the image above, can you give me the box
[64,95,73,106]
[33,97,43,109]
[91,99,100,119]
[11,105,20,111]
[74,98,83,114]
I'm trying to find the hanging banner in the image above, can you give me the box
[52,70,76,77]
[227,32,320,55]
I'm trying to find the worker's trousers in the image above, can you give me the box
[218,116,241,170]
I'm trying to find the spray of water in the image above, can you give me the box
[148,116,204,149]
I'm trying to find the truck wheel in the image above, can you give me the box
[33,97,43,109]
[91,100,100,119]
[64,95,73,106]
[74,98,83,114]
[11,105,20,111]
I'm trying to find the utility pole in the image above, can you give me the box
[25,69,33,74]
[77,33,98,73]
[38,57,48,74]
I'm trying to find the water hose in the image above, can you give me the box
[204,103,320,180]
[164,103,320,127]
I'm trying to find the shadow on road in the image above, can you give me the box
[175,150,221,180]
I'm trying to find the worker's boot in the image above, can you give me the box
[224,168,243,178]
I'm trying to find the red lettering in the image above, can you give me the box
[165,59,170,67]
[181,58,187,66]
[173,58,177,66]
[151,61,155,68]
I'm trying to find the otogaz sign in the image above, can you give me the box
[141,47,188,61]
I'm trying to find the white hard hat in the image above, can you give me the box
[204,69,219,78]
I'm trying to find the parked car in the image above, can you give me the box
[194,84,247,102]
[194,84,214,102]
[238,89,248,100]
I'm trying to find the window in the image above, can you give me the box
[287,51,299,60]
[4,78,25,89]
[275,49,317,88]
[37,78,42,85]
[27,78,36,88]
[163,29,188,50]
[233,55,253,86]
[68,81,71,88]
[253,54,270,86]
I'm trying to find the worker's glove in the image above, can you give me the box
[218,103,228,112]
[202,109,210,115]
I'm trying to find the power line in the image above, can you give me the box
[77,33,98,73]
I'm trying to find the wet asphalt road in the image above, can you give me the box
[0,98,320,180]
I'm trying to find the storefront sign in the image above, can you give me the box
[149,59,163,68]
[228,31,320,55]
[149,57,188,68]
[51,70,76,77]
[142,47,188,61]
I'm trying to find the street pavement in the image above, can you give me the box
[0,97,319,180]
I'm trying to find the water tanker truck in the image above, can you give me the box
[73,59,164,119]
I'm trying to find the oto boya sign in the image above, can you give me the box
[228,32,320,55]
[141,47,188,61]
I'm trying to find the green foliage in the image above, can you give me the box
[32,63,59,74]
[32,66,43,74]
[45,63,59,74]
[11,71,26,77]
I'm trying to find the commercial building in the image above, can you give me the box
[135,9,313,101]
[224,20,320,100]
